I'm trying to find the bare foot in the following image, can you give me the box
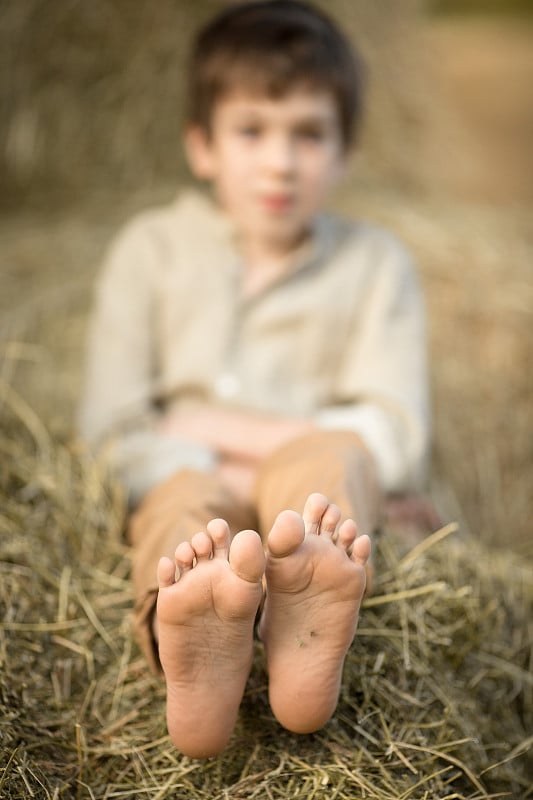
[258,493,371,734]
[156,520,265,758]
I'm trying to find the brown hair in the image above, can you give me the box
[186,0,365,149]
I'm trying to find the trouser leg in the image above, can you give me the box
[254,430,382,538]
[127,468,256,673]
[254,430,381,596]
[128,431,381,672]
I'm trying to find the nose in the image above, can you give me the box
[263,133,296,176]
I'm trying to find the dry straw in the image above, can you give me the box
[1,392,531,799]
[1,2,532,796]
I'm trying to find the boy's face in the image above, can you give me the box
[186,89,346,257]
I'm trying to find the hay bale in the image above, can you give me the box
[1,400,531,798]
[332,189,533,558]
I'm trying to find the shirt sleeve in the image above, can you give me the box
[315,235,430,492]
[77,216,216,505]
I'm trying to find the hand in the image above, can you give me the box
[216,457,258,505]
[158,405,226,447]
[159,404,315,463]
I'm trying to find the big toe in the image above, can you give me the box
[229,530,265,583]
[267,510,305,558]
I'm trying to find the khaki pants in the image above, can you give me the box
[128,430,381,673]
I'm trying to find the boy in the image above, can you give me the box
[79,0,430,758]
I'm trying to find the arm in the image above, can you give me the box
[159,404,316,503]
[159,404,315,463]
[157,232,429,496]
[79,213,316,504]
[315,235,430,493]
[79,220,155,444]
[78,217,215,505]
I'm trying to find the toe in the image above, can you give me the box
[302,493,329,534]
[191,531,213,561]
[157,556,176,588]
[351,533,372,566]
[318,503,341,538]
[207,518,231,559]
[337,519,357,552]
[175,541,195,574]
[229,530,265,583]
[267,509,305,557]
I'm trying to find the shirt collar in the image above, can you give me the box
[174,187,338,279]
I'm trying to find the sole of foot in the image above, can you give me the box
[156,520,265,758]
[258,493,371,734]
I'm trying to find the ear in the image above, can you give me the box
[184,125,216,180]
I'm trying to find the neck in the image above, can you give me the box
[238,229,312,299]
[241,227,311,270]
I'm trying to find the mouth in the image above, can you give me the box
[258,193,295,213]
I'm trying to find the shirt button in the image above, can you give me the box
[214,372,241,399]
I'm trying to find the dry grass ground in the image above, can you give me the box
[1,7,532,799]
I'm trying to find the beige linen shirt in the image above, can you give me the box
[79,190,430,503]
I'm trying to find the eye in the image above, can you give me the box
[237,124,261,139]
[297,126,326,142]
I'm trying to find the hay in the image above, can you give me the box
[1,5,532,795]
[1,397,532,799]
[333,190,533,559]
